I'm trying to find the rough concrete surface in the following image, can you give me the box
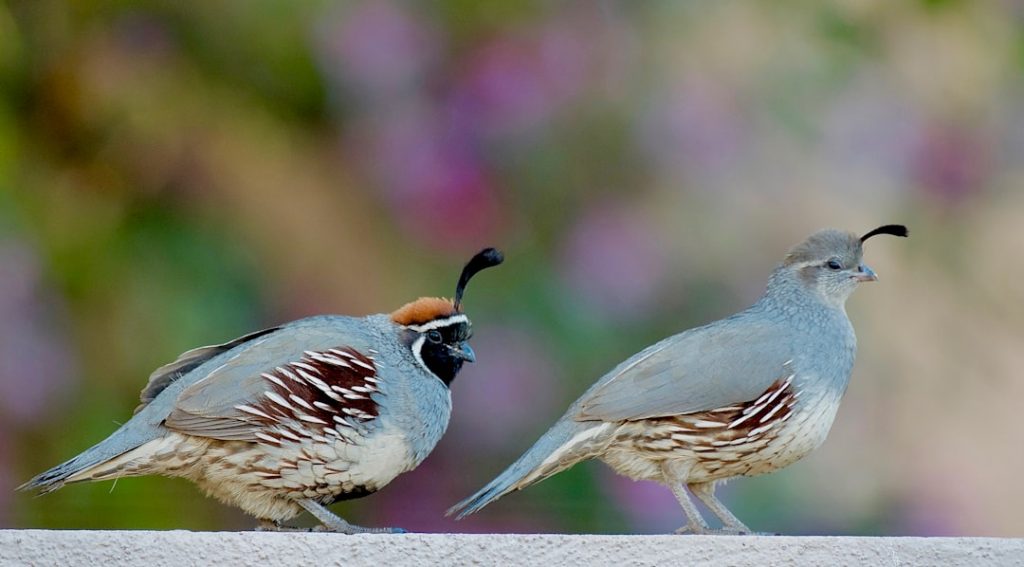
[1,531,1022,566]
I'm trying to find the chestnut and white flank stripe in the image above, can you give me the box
[236,347,382,446]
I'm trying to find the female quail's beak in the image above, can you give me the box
[854,264,878,282]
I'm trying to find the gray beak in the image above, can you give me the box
[452,342,476,363]
[854,264,878,282]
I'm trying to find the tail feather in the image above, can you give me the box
[19,443,120,495]
[447,418,612,519]
[18,419,163,494]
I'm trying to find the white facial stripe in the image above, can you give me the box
[410,334,428,373]
[790,259,856,270]
[405,314,470,333]
[789,260,819,269]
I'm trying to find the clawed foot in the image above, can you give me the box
[674,525,752,536]
[257,520,406,534]
[702,527,750,536]
[312,524,407,535]
[257,520,309,532]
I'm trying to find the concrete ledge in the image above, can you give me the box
[2,530,1022,566]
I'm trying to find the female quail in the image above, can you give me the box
[449,227,907,534]
[21,248,503,533]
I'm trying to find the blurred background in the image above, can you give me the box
[1,0,1023,536]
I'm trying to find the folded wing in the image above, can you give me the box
[576,316,795,422]
[162,325,383,443]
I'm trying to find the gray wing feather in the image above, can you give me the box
[576,315,794,422]
[164,322,374,441]
[136,327,280,413]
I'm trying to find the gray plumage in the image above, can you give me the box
[21,248,503,533]
[449,227,907,533]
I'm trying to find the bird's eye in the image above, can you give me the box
[427,330,443,344]
[826,259,842,270]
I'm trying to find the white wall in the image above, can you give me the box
[3,531,1023,567]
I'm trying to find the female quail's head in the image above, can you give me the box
[778,224,909,306]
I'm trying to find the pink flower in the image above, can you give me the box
[448,325,564,452]
[316,2,438,96]
[354,104,504,249]
[601,471,684,533]
[910,122,990,205]
[559,202,667,321]
[0,239,76,426]
[636,76,746,181]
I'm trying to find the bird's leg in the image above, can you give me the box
[688,481,751,535]
[661,461,708,534]
[256,519,309,532]
[669,484,710,534]
[298,499,405,534]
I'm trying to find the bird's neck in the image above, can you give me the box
[757,267,847,324]
[758,267,858,399]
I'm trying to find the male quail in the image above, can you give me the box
[21,248,504,533]
[449,226,907,534]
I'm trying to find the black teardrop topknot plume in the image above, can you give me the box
[860,224,909,243]
[454,248,504,311]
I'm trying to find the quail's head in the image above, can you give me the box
[389,248,504,384]
[781,224,908,306]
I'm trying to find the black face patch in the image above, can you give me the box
[405,320,473,386]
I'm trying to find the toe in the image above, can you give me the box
[360,526,407,535]
[712,528,749,536]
